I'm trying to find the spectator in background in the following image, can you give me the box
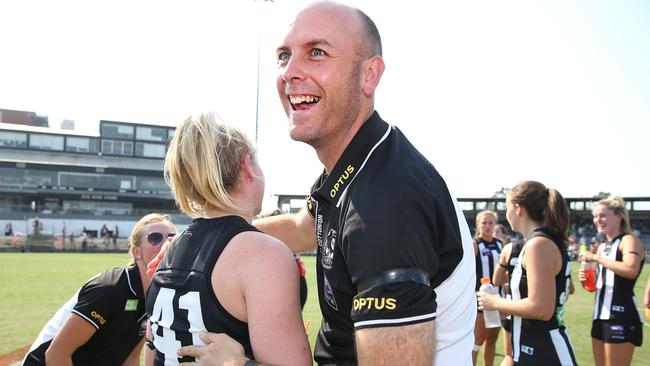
[100,224,109,245]
[478,181,576,365]
[579,195,644,366]
[22,213,176,366]
[112,225,119,248]
[4,222,12,236]
[494,223,507,244]
[32,217,40,236]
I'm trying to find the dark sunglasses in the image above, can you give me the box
[146,232,176,245]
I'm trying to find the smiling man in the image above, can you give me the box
[178,2,476,365]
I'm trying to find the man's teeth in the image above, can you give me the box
[290,95,320,104]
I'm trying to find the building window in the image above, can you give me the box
[101,122,134,140]
[136,126,168,142]
[59,172,135,191]
[66,137,100,153]
[101,139,133,156]
[135,142,166,158]
[0,131,27,148]
[136,176,168,191]
[29,134,64,151]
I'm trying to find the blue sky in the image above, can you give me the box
[1,0,648,208]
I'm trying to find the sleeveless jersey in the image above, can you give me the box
[593,234,644,322]
[475,237,503,291]
[510,228,576,365]
[146,216,258,365]
[506,237,524,277]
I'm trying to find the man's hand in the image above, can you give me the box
[178,332,249,366]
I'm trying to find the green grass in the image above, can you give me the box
[1,254,648,365]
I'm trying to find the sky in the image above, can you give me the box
[1,0,648,209]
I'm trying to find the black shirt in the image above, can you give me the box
[23,264,147,366]
[146,216,256,365]
[307,111,466,364]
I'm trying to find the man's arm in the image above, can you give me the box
[355,321,434,366]
[253,208,316,253]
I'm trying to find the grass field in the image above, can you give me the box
[0,253,648,365]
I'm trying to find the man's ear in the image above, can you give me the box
[361,55,385,97]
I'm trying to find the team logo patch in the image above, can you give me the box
[521,345,534,355]
[124,299,139,311]
[320,229,337,269]
[612,305,624,312]
[609,324,625,339]
[481,248,492,256]
[323,274,338,310]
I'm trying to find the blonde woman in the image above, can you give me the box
[579,195,644,366]
[477,181,576,365]
[23,214,176,366]
[145,112,311,366]
[473,210,503,366]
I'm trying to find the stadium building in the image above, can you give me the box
[0,108,648,253]
[0,111,190,249]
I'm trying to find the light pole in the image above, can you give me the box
[253,0,273,148]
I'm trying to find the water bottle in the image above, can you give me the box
[579,247,596,292]
[479,277,501,328]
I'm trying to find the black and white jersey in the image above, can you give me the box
[510,228,576,365]
[475,237,503,291]
[146,216,257,365]
[593,234,644,322]
[307,111,476,365]
[23,265,147,366]
[506,238,524,277]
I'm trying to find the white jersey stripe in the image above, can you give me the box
[353,312,436,328]
[509,247,525,362]
[596,239,620,319]
[336,125,391,208]
[480,247,491,279]
[71,309,100,329]
[549,328,574,365]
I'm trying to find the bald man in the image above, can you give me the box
[177,2,476,365]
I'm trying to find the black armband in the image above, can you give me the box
[243,360,261,366]
[498,262,508,269]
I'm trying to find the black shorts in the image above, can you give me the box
[591,319,643,346]
[502,315,512,333]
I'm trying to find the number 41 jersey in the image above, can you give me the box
[146,216,258,365]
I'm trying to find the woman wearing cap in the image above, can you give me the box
[22,213,176,366]
[145,112,311,366]
[579,195,644,366]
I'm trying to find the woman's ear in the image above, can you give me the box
[240,154,255,183]
[132,245,142,260]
